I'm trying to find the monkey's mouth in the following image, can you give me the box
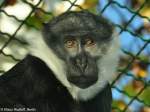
[68,76,97,89]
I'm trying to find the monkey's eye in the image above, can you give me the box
[64,39,77,48]
[85,38,95,47]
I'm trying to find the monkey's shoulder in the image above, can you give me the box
[0,55,67,106]
[0,55,58,86]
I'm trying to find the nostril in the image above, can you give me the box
[81,63,87,70]
[76,59,81,67]
[76,58,87,71]
[76,59,80,65]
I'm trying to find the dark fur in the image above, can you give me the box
[0,55,112,112]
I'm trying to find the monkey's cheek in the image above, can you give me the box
[67,75,98,89]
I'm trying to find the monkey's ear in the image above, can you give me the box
[42,22,50,34]
[42,22,49,29]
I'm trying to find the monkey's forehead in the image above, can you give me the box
[48,11,114,36]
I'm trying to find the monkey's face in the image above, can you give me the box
[63,36,99,89]
[46,32,112,89]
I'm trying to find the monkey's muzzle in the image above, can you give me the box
[68,75,97,89]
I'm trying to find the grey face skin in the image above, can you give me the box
[43,11,114,89]
[64,38,99,89]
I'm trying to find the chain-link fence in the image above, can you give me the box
[0,0,150,112]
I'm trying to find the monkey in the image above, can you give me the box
[0,11,119,112]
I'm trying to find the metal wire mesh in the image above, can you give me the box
[0,0,150,112]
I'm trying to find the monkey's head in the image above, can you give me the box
[41,11,119,100]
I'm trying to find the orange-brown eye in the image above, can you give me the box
[85,38,95,47]
[65,39,77,48]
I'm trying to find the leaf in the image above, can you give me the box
[4,0,17,6]
[26,9,53,29]
[79,0,98,13]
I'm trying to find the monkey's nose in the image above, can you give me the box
[76,58,87,72]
